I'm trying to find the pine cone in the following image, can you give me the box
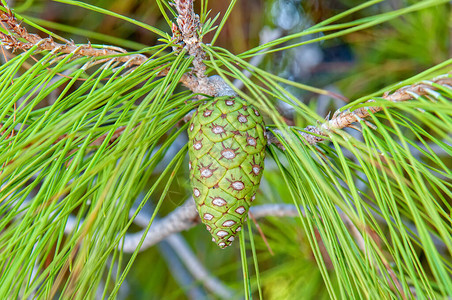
[188,96,266,248]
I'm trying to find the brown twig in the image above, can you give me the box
[267,75,452,149]
[0,5,147,67]
[172,0,207,86]
[170,0,232,97]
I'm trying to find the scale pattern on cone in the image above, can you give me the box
[188,96,266,248]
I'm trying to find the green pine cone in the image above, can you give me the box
[188,96,266,248]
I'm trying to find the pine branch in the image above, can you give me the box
[58,73,450,159]
[0,2,234,98]
[0,4,146,67]
[168,0,237,97]
[161,234,234,299]
[120,200,304,252]
[171,0,206,86]
[266,75,452,149]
